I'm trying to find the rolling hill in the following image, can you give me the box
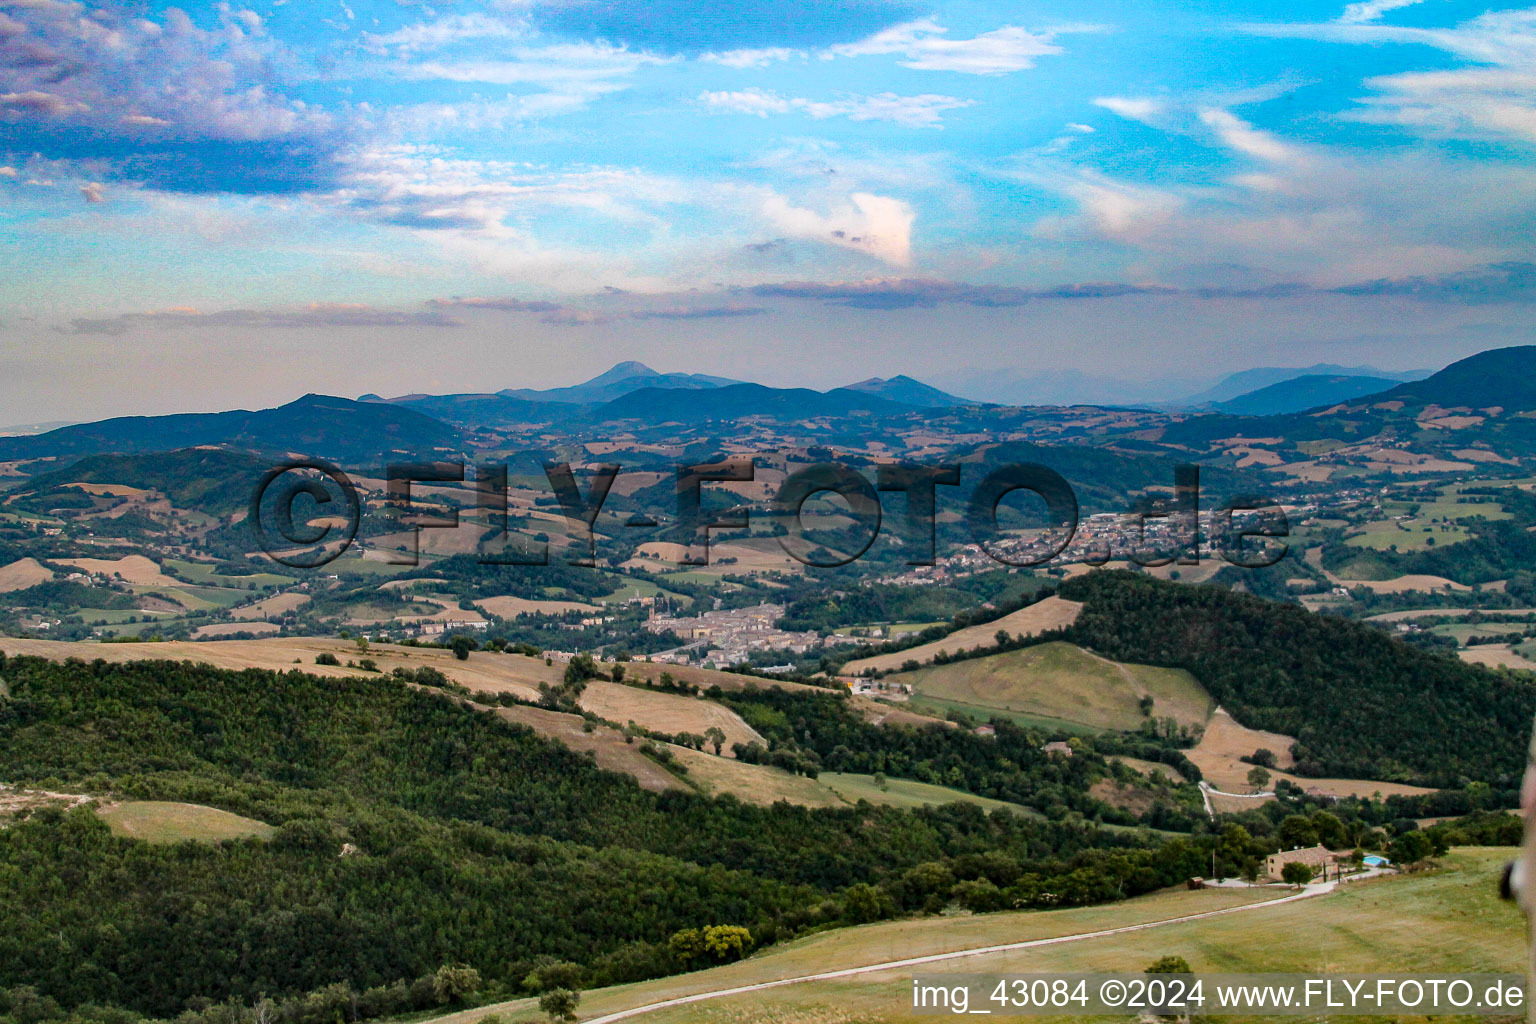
[1372,344,1536,408]
[1213,373,1400,416]
[892,640,1213,733]
[842,375,975,407]
[0,394,465,462]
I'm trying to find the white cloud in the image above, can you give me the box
[826,19,1080,75]
[702,47,800,69]
[401,44,669,86]
[363,13,526,53]
[1093,96,1166,124]
[698,88,972,128]
[1198,108,1305,164]
[761,191,915,265]
[1244,8,1536,143]
[1338,0,1425,25]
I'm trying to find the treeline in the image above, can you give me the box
[715,686,1137,824]
[1058,571,1535,786]
[777,573,1045,632]
[0,654,1223,1022]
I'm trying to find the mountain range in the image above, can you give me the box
[4,348,1533,466]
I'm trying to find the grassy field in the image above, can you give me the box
[817,772,1039,816]
[423,850,1521,1024]
[98,801,275,844]
[1344,519,1470,551]
[892,641,1212,734]
[668,746,847,808]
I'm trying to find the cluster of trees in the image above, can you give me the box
[716,686,1128,823]
[1057,571,1535,786]
[777,573,1044,633]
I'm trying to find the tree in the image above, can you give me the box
[703,925,754,962]
[1390,829,1433,866]
[431,964,481,1004]
[565,653,600,685]
[611,664,625,683]
[668,928,705,964]
[1146,956,1192,974]
[704,726,726,755]
[539,989,579,1023]
[1245,765,1270,789]
[1277,815,1318,849]
[1310,811,1347,849]
[842,882,893,923]
[449,635,476,661]
[524,960,582,994]
[1281,861,1314,887]
[873,771,888,791]
[1248,748,1278,769]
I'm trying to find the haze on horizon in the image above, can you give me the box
[1,0,1535,420]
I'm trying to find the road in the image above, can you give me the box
[1197,779,1276,816]
[581,879,1341,1024]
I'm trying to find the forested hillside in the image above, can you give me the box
[1059,572,1536,785]
[0,654,1210,1021]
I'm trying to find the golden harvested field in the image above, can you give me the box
[667,745,847,807]
[842,596,1083,675]
[621,661,824,695]
[1187,707,1295,785]
[0,636,561,696]
[98,801,275,843]
[474,595,601,618]
[1111,755,1186,784]
[1459,644,1536,670]
[66,482,154,498]
[1332,572,1469,592]
[231,591,311,620]
[57,554,178,585]
[192,622,281,638]
[892,641,1212,734]
[579,682,763,753]
[0,556,54,592]
[491,703,686,793]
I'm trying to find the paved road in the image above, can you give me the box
[581,881,1337,1024]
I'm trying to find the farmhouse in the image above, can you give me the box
[1264,844,1335,880]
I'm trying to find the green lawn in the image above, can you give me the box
[164,558,294,587]
[818,772,1041,817]
[421,849,1521,1024]
[892,641,1212,735]
[1344,518,1470,551]
[98,801,275,844]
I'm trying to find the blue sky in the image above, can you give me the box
[1,0,1535,417]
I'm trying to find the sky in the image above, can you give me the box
[1,0,1536,418]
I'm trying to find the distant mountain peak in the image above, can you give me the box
[842,375,975,408]
[584,361,660,386]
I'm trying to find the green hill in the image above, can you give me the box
[892,640,1211,733]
